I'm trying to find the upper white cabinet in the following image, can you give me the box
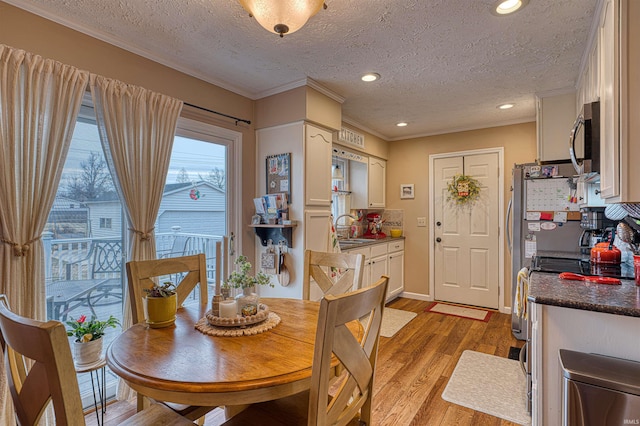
[599,0,640,202]
[536,93,577,162]
[367,157,386,208]
[349,155,386,209]
[305,124,333,206]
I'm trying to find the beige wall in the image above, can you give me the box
[0,2,258,257]
[385,122,537,308]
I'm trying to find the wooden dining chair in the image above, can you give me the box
[126,253,214,421]
[126,253,209,325]
[0,294,193,426]
[303,250,365,301]
[221,275,389,426]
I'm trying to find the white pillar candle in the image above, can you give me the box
[219,300,237,318]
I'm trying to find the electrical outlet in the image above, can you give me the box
[417,217,427,227]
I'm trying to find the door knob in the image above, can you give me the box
[436,237,442,243]
[436,221,442,226]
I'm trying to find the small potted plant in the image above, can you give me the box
[224,255,273,316]
[66,314,120,366]
[143,281,178,328]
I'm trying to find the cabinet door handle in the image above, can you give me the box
[436,237,442,243]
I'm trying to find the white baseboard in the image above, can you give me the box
[397,291,433,302]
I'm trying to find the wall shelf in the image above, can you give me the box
[249,224,297,248]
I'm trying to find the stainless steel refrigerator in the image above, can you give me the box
[507,163,583,340]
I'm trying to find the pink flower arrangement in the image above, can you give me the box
[66,314,120,343]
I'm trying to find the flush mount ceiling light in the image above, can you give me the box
[361,73,380,82]
[238,0,327,37]
[396,122,408,127]
[492,0,529,15]
[497,103,515,109]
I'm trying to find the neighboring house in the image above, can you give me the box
[62,181,226,239]
[158,181,226,236]
[45,196,89,239]
[83,192,123,239]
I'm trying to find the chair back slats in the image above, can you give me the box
[0,295,85,426]
[126,253,208,324]
[308,275,388,426]
[303,250,365,301]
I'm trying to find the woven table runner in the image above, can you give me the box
[195,312,281,337]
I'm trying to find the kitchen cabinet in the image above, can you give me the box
[599,0,640,202]
[387,240,404,300]
[368,157,386,208]
[576,181,605,207]
[369,243,388,295]
[305,124,333,206]
[343,238,404,301]
[349,156,386,209]
[535,93,577,162]
[576,25,600,108]
[530,302,640,425]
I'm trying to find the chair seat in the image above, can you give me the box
[119,402,195,425]
[221,390,364,426]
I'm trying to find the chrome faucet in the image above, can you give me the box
[334,214,357,239]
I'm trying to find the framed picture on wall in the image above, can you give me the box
[400,184,415,199]
[266,153,291,199]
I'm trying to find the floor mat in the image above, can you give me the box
[442,350,531,425]
[424,302,492,322]
[362,308,417,338]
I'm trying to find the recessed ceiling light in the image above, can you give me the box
[497,103,515,110]
[493,0,528,15]
[361,73,380,82]
[396,122,408,127]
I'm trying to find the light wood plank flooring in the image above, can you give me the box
[86,297,525,426]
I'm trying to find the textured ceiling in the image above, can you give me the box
[4,0,599,140]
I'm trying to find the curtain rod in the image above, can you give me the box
[184,102,251,126]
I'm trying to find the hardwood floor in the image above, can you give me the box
[85,297,525,426]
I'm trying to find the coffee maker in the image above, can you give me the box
[579,207,616,254]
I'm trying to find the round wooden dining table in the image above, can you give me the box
[106,298,362,407]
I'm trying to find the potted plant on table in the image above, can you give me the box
[143,281,178,328]
[224,255,273,317]
[66,314,120,366]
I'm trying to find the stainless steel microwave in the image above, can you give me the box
[569,101,600,176]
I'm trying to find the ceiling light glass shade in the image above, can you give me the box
[239,0,325,37]
[493,0,528,15]
[332,165,344,180]
[361,73,380,82]
[396,122,408,127]
[497,103,515,109]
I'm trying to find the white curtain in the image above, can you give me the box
[89,75,183,400]
[0,43,89,425]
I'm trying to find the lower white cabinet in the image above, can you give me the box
[387,250,404,299]
[344,239,404,301]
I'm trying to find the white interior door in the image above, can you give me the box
[433,152,500,309]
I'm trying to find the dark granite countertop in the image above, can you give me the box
[528,271,640,317]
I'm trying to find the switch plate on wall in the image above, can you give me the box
[417,217,427,227]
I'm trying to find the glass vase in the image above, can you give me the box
[235,287,259,317]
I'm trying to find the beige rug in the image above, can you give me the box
[379,308,417,338]
[442,350,531,425]
[425,302,492,322]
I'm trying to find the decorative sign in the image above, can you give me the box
[189,187,200,200]
[338,127,365,149]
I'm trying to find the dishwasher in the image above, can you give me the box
[559,349,640,425]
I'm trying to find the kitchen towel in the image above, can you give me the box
[442,350,531,425]
[515,267,529,319]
